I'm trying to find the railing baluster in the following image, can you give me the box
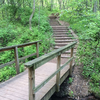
[56,54,61,92]
[28,67,35,100]
[36,42,39,57]
[14,46,19,74]
[69,48,74,76]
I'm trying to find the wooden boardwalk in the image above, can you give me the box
[0,18,77,100]
[0,62,70,100]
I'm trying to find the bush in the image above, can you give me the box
[0,7,54,82]
[60,5,100,97]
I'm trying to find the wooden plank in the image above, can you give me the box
[36,42,39,57]
[69,48,74,76]
[19,53,37,61]
[34,57,73,93]
[0,60,15,69]
[56,55,61,92]
[14,47,19,74]
[28,67,35,100]
[0,62,71,100]
[0,53,36,69]
[41,66,70,100]
[24,42,77,69]
[0,40,41,52]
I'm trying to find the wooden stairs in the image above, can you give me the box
[51,26,77,58]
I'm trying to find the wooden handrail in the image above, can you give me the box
[25,42,77,69]
[0,40,41,52]
[24,41,77,100]
[0,40,41,74]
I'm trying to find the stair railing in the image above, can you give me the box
[24,41,77,100]
[0,40,40,74]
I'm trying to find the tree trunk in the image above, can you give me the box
[51,0,53,10]
[93,0,97,12]
[86,0,88,11]
[41,0,43,7]
[99,0,100,10]
[29,0,35,30]
[63,0,65,9]
[58,0,62,10]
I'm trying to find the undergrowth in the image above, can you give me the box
[60,5,100,98]
[0,6,54,82]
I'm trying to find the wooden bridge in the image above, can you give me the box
[0,41,77,100]
[0,18,77,100]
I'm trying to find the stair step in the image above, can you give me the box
[53,30,68,32]
[51,26,68,30]
[55,40,74,43]
[54,46,77,49]
[63,51,76,54]
[61,54,76,58]
[54,33,68,35]
[55,43,70,46]
[53,32,68,34]
[53,35,68,37]
[51,26,67,27]
[55,37,76,40]
[53,28,68,30]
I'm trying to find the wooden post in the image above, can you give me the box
[56,55,61,92]
[14,46,19,74]
[28,67,35,100]
[36,42,39,57]
[69,48,74,76]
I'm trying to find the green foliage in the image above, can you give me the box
[68,77,73,84]
[0,6,54,82]
[60,1,100,97]
[69,90,74,97]
[0,66,16,82]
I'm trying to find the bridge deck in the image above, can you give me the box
[0,62,70,100]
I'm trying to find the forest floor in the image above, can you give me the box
[49,18,99,100]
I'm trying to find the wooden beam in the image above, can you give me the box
[56,55,61,92]
[41,69,70,100]
[0,41,41,52]
[28,67,35,100]
[24,42,77,69]
[36,42,39,57]
[0,53,37,69]
[34,57,74,93]
[14,47,19,74]
[69,48,74,76]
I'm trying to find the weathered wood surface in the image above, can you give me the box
[0,41,40,74]
[14,47,20,74]
[24,41,76,100]
[0,62,70,100]
[0,41,77,100]
[0,53,37,69]
[56,55,61,92]
[0,41,41,52]
[69,48,74,76]
[24,41,77,69]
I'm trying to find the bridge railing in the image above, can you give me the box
[0,40,40,74]
[24,41,77,100]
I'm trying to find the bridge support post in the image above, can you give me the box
[28,67,35,100]
[36,42,39,57]
[56,54,61,92]
[69,48,74,76]
[14,46,19,74]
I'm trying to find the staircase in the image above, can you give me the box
[49,18,76,59]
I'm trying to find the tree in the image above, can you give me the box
[51,0,53,10]
[93,0,97,12]
[58,0,62,9]
[29,0,35,30]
